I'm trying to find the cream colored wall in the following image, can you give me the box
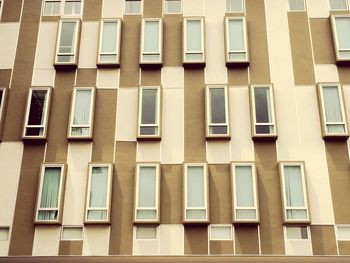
[32,226,60,256]
[137,142,161,162]
[78,22,99,69]
[132,226,158,255]
[183,0,204,16]
[0,23,20,69]
[159,224,184,255]
[82,226,110,256]
[306,0,329,18]
[161,67,184,89]
[97,69,120,89]
[102,0,123,18]
[34,22,57,70]
[207,141,230,164]
[32,69,55,87]
[314,65,339,83]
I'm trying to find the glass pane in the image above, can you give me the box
[138,166,156,208]
[339,50,350,59]
[62,227,83,240]
[144,21,159,53]
[142,54,160,61]
[165,0,181,13]
[100,54,117,62]
[288,0,305,11]
[136,226,156,239]
[338,227,350,240]
[210,226,232,240]
[59,22,76,54]
[335,17,350,50]
[228,20,244,52]
[254,87,273,133]
[229,52,246,61]
[236,209,256,219]
[141,89,157,125]
[209,126,227,135]
[187,166,205,207]
[137,210,157,220]
[0,228,9,241]
[28,90,47,126]
[64,1,81,15]
[73,90,92,126]
[102,22,118,53]
[140,126,157,135]
[286,209,308,220]
[57,55,75,63]
[256,125,274,135]
[322,86,345,133]
[71,127,90,136]
[185,53,203,61]
[209,88,226,124]
[235,166,254,207]
[226,0,243,12]
[330,0,347,10]
[186,20,201,52]
[26,127,44,136]
[88,167,109,220]
[186,209,206,220]
[286,226,308,239]
[87,210,107,220]
[125,0,141,13]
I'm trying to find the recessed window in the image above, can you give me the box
[337,226,350,240]
[97,19,122,67]
[279,162,310,223]
[23,87,51,139]
[286,226,308,240]
[250,85,277,139]
[183,17,205,66]
[0,1,3,20]
[43,0,61,16]
[205,86,230,138]
[226,0,244,13]
[137,86,161,140]
[288,0,306,11]
[317,83,348,138]
[209,225,233,241]
[61,227,83,240]
[140,19,163,66]
[35,164,65,223]
[0,88,6,125]
[134,163,160,223]
[64,0,82,15]
[135,226,157,239]
[164,0,181,14]
[329,0,348,10]
[125,0,142,14]
[331,15,350,63]
[0,227,9,241]
[184,164,208,222]
[85,164,113,223]
[68,87,95,139]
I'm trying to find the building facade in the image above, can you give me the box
[0,0,350,262]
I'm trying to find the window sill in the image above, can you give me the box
[183,220,210,225]
[84,220,111,225]
[323,134,349,140]
[140,62,163,69]
[283,220,311,225]
[206,135,231,141]
[22,137,47,144]
[233,220,260,225]
[97,62,120,68]
[54,62,77,70]
[183,61,206,68]
[67,136,93,142]
[137,136,161,142]
[34,221,61,225]
[252,134,278,141]
[226,60,249,68]
[336,59,350,66]
[133,220,160,225]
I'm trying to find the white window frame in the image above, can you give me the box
[54,19,81,67]
[164,0,182,14]
[85,163,113,223]
[42,0,62,16]
[124,0,143,15]
[137,86,161,139]
[317,83,348,138]
[183,163,209,223]
[225,0,245,13]
[225,17,249,65]
[205,85,230,138]
[68,87,95,139]
[283,225,311,241]
[134,163,160,223]
[183,17,205,65]
[288,0,306,12]
[140,18,163,65]
[336,225,350,241]
[209,224,233,241]
[250,84,277,139]
[62,0,83,17]
[134,226,158,240]
[0,88,6,125]
[60,226,84,241]
[97,18,122,66]
[0,0,3,20]
[35,163,66,224]
[279,162,310,224]
[22,87,52,139]
[331,15,350,63]
[231,162,259,223]
[329,0,349,11]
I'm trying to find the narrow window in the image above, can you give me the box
[285,226,309,240]
[137,87,161,139]
[329,0,348,10]
[226,0,244,13]
[317,83,348,138]
[35,164,65,223]
[206,86,230,138]
[0,227,9,241]
[61,227,83,240]
[68,87,95,139]
[135,226,157,239]
[0,1,3,20]
[288,0,306,11]
[184,164,208,222]
[98,19,122,66]
[125,0,142,14]
[23,87,51,139]
[140,19,162,66]
[225,17,249,65]
[250,85,277,139]
[164,0,181,14]
[280,162,310,223]
[43,0,61,16]
[331,15,350,63]
[209,225,233,241]
[85,164,113,223]
[64,0,82,15]
[337,226,350,240]
[0,88,6,125]
[183,17,205,65]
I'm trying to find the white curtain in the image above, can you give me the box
[59,22,76,53]
[144,21,159,52]
[323,86,345,133]
[38,167,61,220]
[137,167,157,219]
[72,90,91,135]
[64,0,81,15]
[336,17,350,50]
[186,20,201,52]
[88,167,108,220]
[102,22,117,53]
[229,20,244,51]
[187,166,204,207]
[330,0,347,10]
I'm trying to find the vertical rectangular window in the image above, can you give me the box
[0,227,9,241]
[64,0,82,15]
[85,164,113,223]
[0,1,3,20]
[0,88,6,125]
[225,17,249,65]
[140,19,162,65]
[184,164,208,222]
[125,0,142,14]
[164,0,181,14]
[331,15,350,62]
[209,225,233,240]
[23,87,51,139]
[183,17,205,65]
[55,19,80,67]
[68,87,95,138]
[206,86,230,138]
[280,162,310,223]
[35,164,65,223]
[226,0,244,13]
[337,226,350,240]
[134,164,160,222]
[137,87,161,139]
[98,19,122,66]
[61,227,83,240]
[43,0,61,16]
[317,83,348,137]
[285,226,308,240]
[250,85,277,138]
[329,0,348,10]
[288,0,306,11]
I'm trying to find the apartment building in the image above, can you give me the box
[0,0,350,262]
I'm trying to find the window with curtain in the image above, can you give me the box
[286,226,308,239]
[64,0,82,15]
[37,166,63,221]
[141,19,161,63]
[99,20,120,64]
[226,17,248,62]
[125,0,142,14]
[333,16,350,60]
[165,0,181,14]
[226,0,243,13]
[210,225,232,240]
[288,0,305,11]
[329,0,348,10]
[184,18,204,62]
[43,0,61,15]
[70,88,93,137]
[56,20,79,63]
[138,87,160,137]
[207,86,229,136]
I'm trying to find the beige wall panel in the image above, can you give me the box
[210,241,234,255]
[58,241,83,255]
[137,142,161,162]
[160,165,182,224]
[34,22,57,70]
[161,89,184,164]
[310,225,337,255]
[229,87,254,161]
[339,241,350,255]
[0,23,20,69]
[76,69,97,86]
[115,88,138,141]
[183,0,204,16]
[97,69,120,88]
[0,69,11,87]
[133,236,158,255]
[207,142,230,164]
[184,226,208,255]
[1,0,22,22]
[32,226,60,256]
[235,225,259,255]
[102,0,123,18]
[159,224,184,255]
[314,65,339,83]
[227,69,249,86]
[338,68,350,84]
[208,165,232,224]
[285,239,312,256]
[78,22,99,69]
[143,0,162,18]
[83,0,102,21]
[83,226,110,256]
[0,241,9,256]
[204,0,227,84]
[163,15,182,67]
[306,0,329,18]
[63,143,92,225]
[141,70,161,86]
[161,67,184,89]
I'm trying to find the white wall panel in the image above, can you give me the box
[161,67,184,89]
[306,0,329,18]
[32,226,60,256]
[159,225,184,255]
[102,0,123,18]
[97,69,120,89]
[207,141,230,164]
[78,22,99,69]
[314,65,339,83]
[0,23,20,69]
[34,22,57,70]
[137,142,161,162]
[285,239,313,256]
[82,226,110,256]
[183,0,204,16]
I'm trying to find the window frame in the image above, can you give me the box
[336,225,350,241]
[140,18,163,67]
[137,86,162,140]
[67,87,96,140]
[225,0,245,13]
[97,18,122,67]
[205,85,230,139]
[133,163,161,224]
[124,0,143,15]
[164,0,182,14]
[54,18,81,69]
[329,0,349,11]
[279,162,310,224]
[316,83,349,139]
[42,0,62,16]
[330,15,350,64]
[62,0,83,17]
[287,0,306,12]
[0,0,3,20]
[209,224,233,241]
[283,225,311,241]
[60,226,84,241]
[0,87,7,132]
[183,17,206,67]
[34,163,66,224]
[22,87,52,140]
[183,163,209,223]
[249,84,278,140]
